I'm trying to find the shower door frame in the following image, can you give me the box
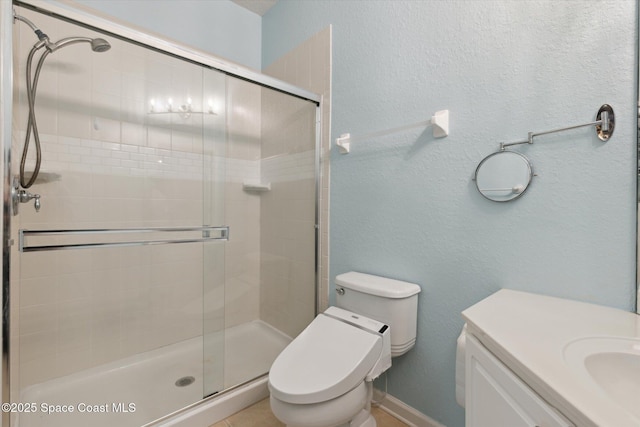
[0,1,323,426]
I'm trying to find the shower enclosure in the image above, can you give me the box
[2,2,320,426]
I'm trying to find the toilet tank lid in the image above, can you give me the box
[335,272,421,298]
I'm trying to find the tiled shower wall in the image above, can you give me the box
[263,26,332,321]
[260,91,317,337]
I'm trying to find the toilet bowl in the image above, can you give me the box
[268,272,421,427]
[269,307,391,427]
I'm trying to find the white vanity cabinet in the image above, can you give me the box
[465,334,574,427]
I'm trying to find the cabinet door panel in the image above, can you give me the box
[468,358,537,426]
[465,335,574,427]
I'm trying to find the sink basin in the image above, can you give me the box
[563,337,640,420]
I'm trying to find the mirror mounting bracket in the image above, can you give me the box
[499,104,615,151]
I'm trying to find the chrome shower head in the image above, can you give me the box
[15,13,111,54]
[91,38,111,53]
[51,36,111,53]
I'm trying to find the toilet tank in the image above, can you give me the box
[335,272,421,357]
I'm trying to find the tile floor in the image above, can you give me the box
[209,398,409,427]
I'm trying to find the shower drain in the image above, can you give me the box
[175,376,196,387]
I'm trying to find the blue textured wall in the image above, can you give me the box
[264,1,637,426]
[75,0,262,70]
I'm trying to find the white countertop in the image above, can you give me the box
[462,289,640,427]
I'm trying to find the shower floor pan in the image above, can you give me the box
[17,320,291,427]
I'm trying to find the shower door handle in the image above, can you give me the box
[19,226,230,252]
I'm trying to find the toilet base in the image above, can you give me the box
[272,382,377,427]
[289,410,375,427]
[348,408,376,427]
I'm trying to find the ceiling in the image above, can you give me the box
[231,0,278,16]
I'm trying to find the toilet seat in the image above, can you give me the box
[269,312,383,405]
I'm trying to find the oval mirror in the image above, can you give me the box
[474,150,533,202]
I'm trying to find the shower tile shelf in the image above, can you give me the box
[242,180,271,192]
[18,225,229,252]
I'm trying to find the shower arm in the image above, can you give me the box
[13,10,52,47]
[13,11,40,34]
[499,105,615,151]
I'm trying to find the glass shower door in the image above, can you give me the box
[10,4,319,426]
[203,68,227,397]
[11,7,228,425]
[202,73,318,393]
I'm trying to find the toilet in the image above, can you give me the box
[268,272,421,427]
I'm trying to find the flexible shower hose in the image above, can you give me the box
[20,44,50,189]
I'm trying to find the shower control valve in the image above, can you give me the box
[11,177,41,215]
[18,189,41,212]
[33,194,41,212]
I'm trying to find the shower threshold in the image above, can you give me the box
[17,320,291,427]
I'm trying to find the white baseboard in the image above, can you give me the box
[374,390,446,427]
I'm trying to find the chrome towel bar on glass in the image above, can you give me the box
[19,226,229,252]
